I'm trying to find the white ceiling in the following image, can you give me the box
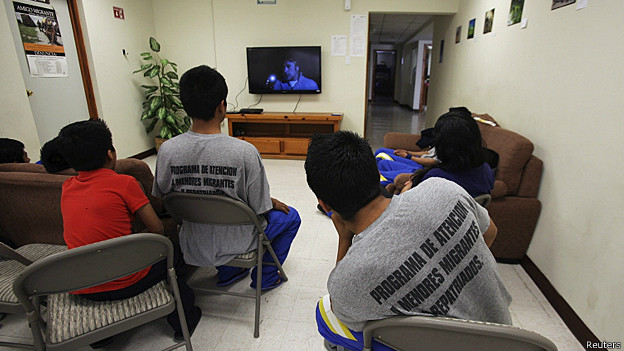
[369,13,433,45]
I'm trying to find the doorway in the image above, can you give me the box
[371,50,396,102]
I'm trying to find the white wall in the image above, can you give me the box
[78,0,157,158]
[0,4,41,159]
[1,0,458,158]
[153,0,458,135]
[428,0,624,341]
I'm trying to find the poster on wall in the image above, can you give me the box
[467,18,476,39]
[483,9,495,34]
[455,25,462,44]
[508,0,525,26]
[12,1,68,77]
[551,0,575,10]
[350,14,367,57]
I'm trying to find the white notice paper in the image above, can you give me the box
[520,18,528,29]
[331,35,347,56]
[350,14,366,57]
[576,0,588,10]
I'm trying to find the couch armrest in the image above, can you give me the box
[491,180,507,199]
[383,132,423,151]
[516,156,543,198]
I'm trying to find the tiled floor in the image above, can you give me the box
[365,99,426,151]
[0,103,583,350]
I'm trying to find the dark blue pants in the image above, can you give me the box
[375,148,423,186]
[217,207,300,288]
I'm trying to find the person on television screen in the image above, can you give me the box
[267,57,319,91]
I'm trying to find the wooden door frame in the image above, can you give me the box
[67,0,98,119]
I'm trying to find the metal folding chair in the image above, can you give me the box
[0,242,66,349]
[12,233,193,351]
[163,192,288,338]
[362,315,557,351]
[474,194,492,207]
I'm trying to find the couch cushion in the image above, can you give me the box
[478,124,533,195]
[0,172,68,246]
[0,163,48,173]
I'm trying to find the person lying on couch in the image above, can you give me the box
[390,111,495,197]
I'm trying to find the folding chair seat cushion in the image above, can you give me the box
[46,280,172,344]
[0,244,66,305]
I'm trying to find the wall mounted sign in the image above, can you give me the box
[113,6,124,20]
[12,1,68,77]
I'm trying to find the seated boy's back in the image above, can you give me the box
[57,120,163,294]
[153,65,300,291]
[56,120,201,339]
[153,131,272,266]
[328,177,511,331]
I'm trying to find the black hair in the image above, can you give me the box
[0,138,26,163]
[179,65,228,122]
[448,106,472,119]
[433,111,485,172]
[305,131,380,220]
[56,119,113,171]
[40,137,71,173]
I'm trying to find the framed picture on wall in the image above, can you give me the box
[551,0,575,10]
[508,0,525,25]
[484,9,495,34]
[467,18,476,39]
[455,25,462,44]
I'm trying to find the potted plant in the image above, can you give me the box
[134,37,190,150]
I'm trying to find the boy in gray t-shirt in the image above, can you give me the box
[153,66,300,291]
[305,131,511,351]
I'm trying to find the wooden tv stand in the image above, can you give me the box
[226,112,342,159]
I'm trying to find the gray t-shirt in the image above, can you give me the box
[153,131,272,266]
[328,178,512,331]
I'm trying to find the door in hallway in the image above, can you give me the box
[4,0,91,144]
[372,50,396,102]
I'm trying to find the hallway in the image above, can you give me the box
[365,98,426,151]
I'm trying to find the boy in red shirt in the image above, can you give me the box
[57,120,201,342]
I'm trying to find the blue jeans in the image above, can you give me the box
[374,148,423,186]
[217,207,300,288]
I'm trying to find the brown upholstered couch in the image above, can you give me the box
[0,158,176,248]
[383,115,543,262]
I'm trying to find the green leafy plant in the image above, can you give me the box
[133,37,190,139]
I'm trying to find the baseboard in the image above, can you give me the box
[129,148,156,160]
[521,256,604,351]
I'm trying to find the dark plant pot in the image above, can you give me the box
[155,137,167,152]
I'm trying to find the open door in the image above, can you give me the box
[3,0,97,144]
[419,44,431,111]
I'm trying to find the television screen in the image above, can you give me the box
[247,46,321,94]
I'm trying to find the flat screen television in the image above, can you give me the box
[247,46,321,94]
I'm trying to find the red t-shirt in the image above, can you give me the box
[61,168,151,294]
